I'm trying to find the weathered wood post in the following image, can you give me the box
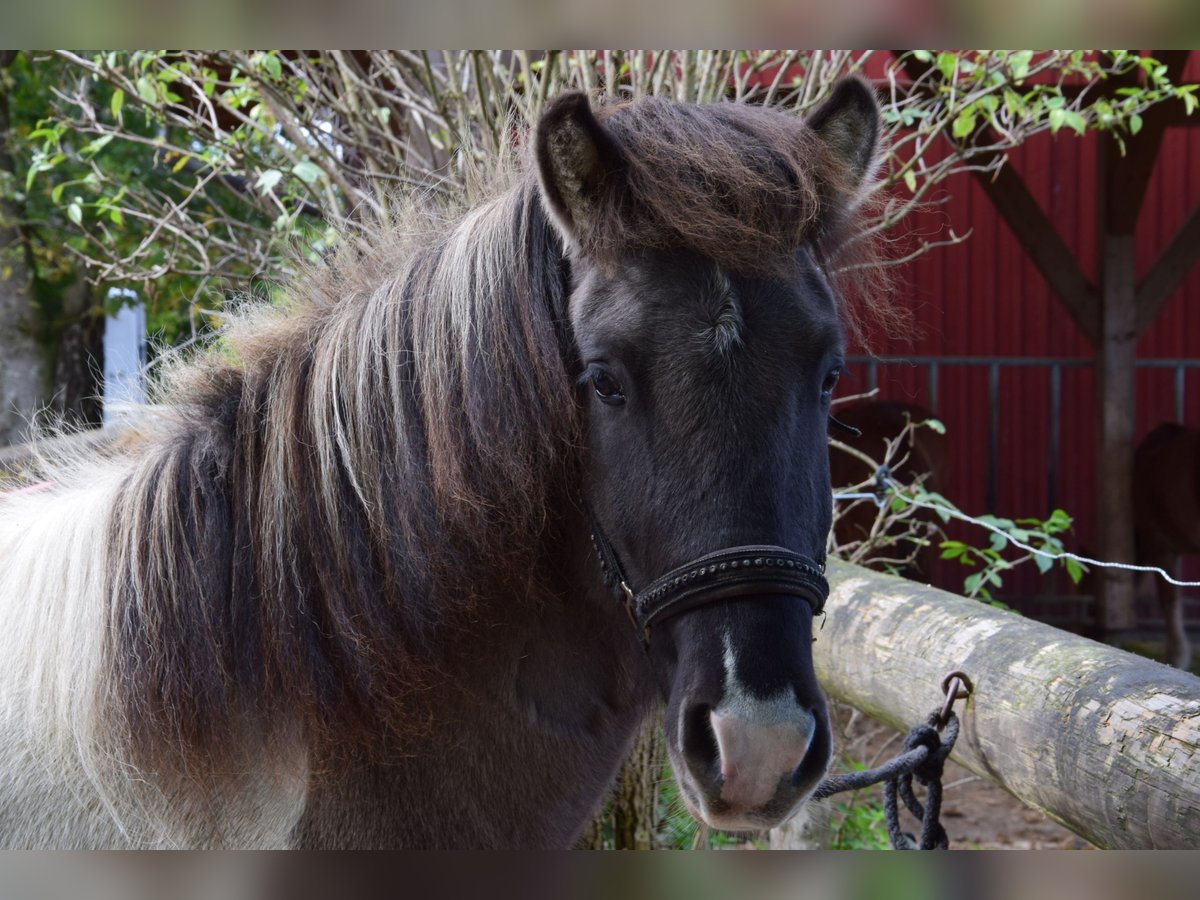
[1093,133,1139,638]
[809,562,1200,849]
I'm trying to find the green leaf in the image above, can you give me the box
[1008,50,1034,81]
[67,200,82,226]
[261,52,282,80]
[1064,558,1084,584]
[964,572,983,596]
[81,134,114,157]
[936,52,958,81]
[291,160,323,184]
[110,88,124,120]
[1059,110,1086,135]
[910,50,932,63]
[51,182,66,203]
[1033,553,1053,574]
[1049,108,1066,133]
[1129,113,1143,135]
[952,110,976,139]
[903,169,917,193]
[923,418,946,434]
[136,75,158,105]
[1047,508,1073,531]
[256,169,283,194]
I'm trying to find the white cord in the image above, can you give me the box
[834,480,1200,588]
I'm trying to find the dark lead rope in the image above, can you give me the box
[813,709,960,850]
[813,672,972,850]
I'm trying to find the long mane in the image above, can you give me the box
[98,175,581,771]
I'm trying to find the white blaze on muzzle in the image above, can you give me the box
[710,634,816,811]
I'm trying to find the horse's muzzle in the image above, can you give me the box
[676,693,831,831]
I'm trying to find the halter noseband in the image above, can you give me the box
[587,508,830,642]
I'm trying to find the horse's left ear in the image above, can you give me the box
[807,77,881,188]
[535,92,626,247]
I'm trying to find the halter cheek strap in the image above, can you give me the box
[586,507,830,641]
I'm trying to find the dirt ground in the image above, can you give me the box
[936,758,1090,849]
[831,704,1093,850]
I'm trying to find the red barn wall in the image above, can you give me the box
[849,53,1200,611]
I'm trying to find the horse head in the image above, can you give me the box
[535,80,882,831]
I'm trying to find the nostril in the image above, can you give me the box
[791,707,832,789]
[681,703,719,777]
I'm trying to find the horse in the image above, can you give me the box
[0,79,884,847]
[829,400,945,578]
[1133,422,1200,670]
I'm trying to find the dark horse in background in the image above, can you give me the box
[1134,423,1200,670]
[829,400,946,579]
[0,81,884,846]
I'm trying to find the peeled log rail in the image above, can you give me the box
[814,561,1200,849]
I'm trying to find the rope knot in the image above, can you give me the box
[905,720,948,786]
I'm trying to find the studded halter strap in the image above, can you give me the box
[586,506,830,641]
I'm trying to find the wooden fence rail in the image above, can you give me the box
[813,561,1200,849]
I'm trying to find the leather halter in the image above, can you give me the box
[587,507,830,642]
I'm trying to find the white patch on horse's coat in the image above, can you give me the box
[0,464,309,847]
[718,633,813,731]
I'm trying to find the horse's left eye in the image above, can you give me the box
[821,368,842,400]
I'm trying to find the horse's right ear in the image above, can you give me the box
[535,92,625,246]
[807,77,881,189]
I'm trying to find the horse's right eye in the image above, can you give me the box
[591,370,626,405]
[821,368,842,401]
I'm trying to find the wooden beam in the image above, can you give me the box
[973,159,1099,344]
[813,562,1200,849]
[1135,202,1200,335]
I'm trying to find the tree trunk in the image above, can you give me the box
[0,51,49,447]
[50,277,104,430]
[610,718,661,849]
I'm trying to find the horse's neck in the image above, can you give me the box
[290,536,658,849]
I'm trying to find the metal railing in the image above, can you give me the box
[847,355,1200,513]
